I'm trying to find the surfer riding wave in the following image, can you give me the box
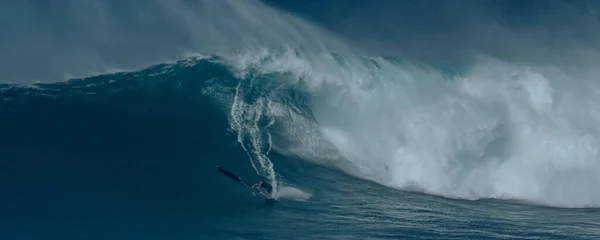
[253,179,273,198]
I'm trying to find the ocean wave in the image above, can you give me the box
[3,47,600,209]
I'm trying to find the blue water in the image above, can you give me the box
[2,0,600,239]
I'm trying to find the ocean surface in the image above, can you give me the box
[2,0,600,239]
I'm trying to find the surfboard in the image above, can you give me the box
[216,165,270,198]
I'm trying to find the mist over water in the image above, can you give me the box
[0,0,352,83]
[3,0,600,82]
[4,0,600,208]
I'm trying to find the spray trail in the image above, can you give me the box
[229,75,279,194]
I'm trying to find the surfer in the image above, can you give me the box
[216,166,277,203]
[253,179,273,198]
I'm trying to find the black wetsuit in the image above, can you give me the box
[259,182,273,194]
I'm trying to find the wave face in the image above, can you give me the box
[8,52,600,209]
[2,55,600,239]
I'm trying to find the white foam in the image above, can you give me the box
[308,57,600,208]
[216,49,600,208]
[196,0,600,208]
[274,186,312,202]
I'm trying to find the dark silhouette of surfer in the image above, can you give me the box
[253,179,273,198]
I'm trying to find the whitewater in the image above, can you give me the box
[193,0,600,208]
[2,0,600,239]
[211,45,600,208]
